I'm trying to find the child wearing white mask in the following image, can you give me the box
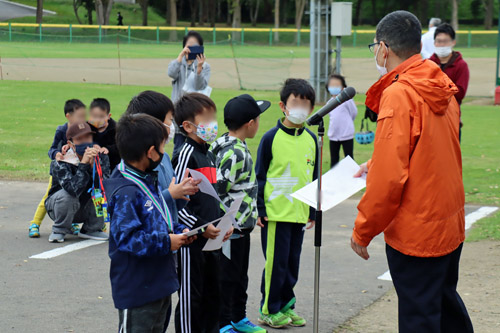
[326,74,358,168]
[255,78,317,329]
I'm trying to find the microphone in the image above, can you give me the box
[306,87,357,126]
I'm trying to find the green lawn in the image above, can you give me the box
[0,41,496,59]
[0,80,498,238]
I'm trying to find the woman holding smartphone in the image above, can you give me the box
[168,30,211,154]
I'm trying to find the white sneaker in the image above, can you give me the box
[78,231,108,241]
[48,232,65,243]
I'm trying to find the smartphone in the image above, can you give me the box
[187,45,204,60]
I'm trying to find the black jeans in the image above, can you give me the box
[329,139,353,168]
[219,234,251,327]
[118,296,171,333]
[386,243,473,333]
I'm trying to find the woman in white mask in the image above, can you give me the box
[429,23,469,140]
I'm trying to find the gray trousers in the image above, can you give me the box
[45,189,104,234]
[118,296,172,333]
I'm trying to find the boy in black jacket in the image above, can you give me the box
[88,98,120,170]
[172,93,233,333]
[45,122,110,243]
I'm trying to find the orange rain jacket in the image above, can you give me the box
[352,54,465,258]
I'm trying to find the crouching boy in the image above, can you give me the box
[106,114,195,333]
[45,122,110,243]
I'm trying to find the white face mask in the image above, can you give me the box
[164,122,175,144]
[375,43,388,76]
[435,46,452,58]
[286,106,309,125]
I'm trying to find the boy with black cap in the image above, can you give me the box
[210,94,270,333]
[45,122,110,243]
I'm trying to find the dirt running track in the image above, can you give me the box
[0,57,495,96]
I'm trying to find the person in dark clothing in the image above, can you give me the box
[172,93,232,333]
[429,23,469,105]
[117,12,124,26]
[29,99,86,238]
[429,23,469,141]
[45,122,110,243]
[48,99,87,161]
[106,114,195,333]
[88,98,120,170]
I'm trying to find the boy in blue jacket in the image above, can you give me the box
[125,90,200,225]
[106,114,196,332]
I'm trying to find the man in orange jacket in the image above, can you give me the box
[350,11,473,333]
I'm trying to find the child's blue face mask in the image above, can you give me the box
[74,142,93,156]
[328,86,342,96]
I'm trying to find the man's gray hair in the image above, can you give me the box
[429,17,442,28]
[375,10,422,60]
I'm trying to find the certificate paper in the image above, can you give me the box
[291,156,366,211]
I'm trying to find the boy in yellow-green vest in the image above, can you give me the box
[255,78,318,329]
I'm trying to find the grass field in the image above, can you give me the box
[0,42,497,59]
[0,79,498,239]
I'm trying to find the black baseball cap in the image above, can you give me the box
[224,94,271,129]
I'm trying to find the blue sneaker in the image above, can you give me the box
[71,223,80,235]
[232,318,266,333]
[29,223,40,238]
[220,325,238,333]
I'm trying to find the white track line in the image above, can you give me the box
[29,240,106,259]
[377,206,499,281]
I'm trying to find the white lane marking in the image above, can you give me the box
[377,206,499,281]
[464,206,498,230]
[29,240,106,259]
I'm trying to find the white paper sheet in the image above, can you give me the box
[182,218,222,237]
[203,196,244,252]
[188,168,229,210]
[291,156,366,211]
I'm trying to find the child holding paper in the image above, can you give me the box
[256,78,318,328]
[106,114,195,332]
[172,92,232,332]
[210,94,270,333]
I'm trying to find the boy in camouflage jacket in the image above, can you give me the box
[210,94,270,333]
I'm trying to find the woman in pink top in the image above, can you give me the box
[326,74,358,168]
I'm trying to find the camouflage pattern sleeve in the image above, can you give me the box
[51,160,92,197]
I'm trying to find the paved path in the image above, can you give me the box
[0,180,480,332]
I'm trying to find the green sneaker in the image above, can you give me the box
[258,311,291,329]
[281,308,306,327]
[232,317,266,333]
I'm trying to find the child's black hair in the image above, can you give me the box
[90,98,111,114]
[280,78,315,108]
[116,114,168,162]
[174,93,216,134]
[126,90,174,122]
[182,30,204,47]
[434,23,455,40]
[64,99,85,115]
[325,74,347,92]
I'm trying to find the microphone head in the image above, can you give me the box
[342,86,356,99]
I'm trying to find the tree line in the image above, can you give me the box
[35,0,499,33]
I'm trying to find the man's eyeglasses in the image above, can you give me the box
[368,42,389,53]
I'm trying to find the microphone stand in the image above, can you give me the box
[312,119,324,333]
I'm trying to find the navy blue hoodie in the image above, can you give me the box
[105,164,186,310]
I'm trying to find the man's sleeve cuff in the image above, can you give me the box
[351,229,372,247]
